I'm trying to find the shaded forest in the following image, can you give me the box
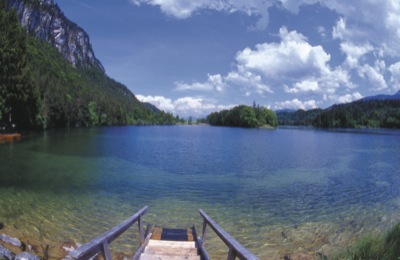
[276,100,400,129]
[0,1,178,131]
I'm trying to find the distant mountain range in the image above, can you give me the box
[361,90,400,101]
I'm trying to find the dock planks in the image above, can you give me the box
[138,227,201,260]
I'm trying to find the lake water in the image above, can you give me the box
[1,126,400,259]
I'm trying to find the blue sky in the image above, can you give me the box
[54,0,400,118]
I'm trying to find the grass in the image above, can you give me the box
[333,223,400,260]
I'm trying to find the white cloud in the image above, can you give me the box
[225,67,273,96]
[136,94,233,117]
[317,26,326,38]
[130,0,273,28]
[340,42,374,68]
[275,98,318,110]
[358,63,387,91]
[389,62,400,91]
[284,80,319,94]
[332,92,363,103]
[174,26,353,99]
[235,27,331,80]
[136,95,174,111]
[329,1,400,57]
[234,27,352,95]
[175,74,226,92]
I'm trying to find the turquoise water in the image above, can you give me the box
[1,126,400,259]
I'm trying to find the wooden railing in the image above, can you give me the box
[198,209,259,260]
[69,206,148,260]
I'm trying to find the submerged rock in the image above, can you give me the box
[15,252,40,260]
[0,244,14,260]
[0,234,22,248]
[284,252,315,260]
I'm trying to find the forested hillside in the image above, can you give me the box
[276,99,400,129]
[0,1,177,131]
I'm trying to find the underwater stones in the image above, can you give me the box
[283,252,314,260]
[0,234,22,248]
[0,244,14,260]
[15,252,40,260]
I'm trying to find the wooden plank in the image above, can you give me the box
[147,240,196,249]
[150,227,162,240]
[140,255,200,260]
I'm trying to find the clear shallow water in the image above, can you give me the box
[1,126,400,259]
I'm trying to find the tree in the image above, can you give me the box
[0,0,37,130]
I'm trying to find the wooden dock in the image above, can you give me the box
[134,227,201,260]
[69,206,259,260]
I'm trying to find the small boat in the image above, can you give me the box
[0,133,21,143]
[69,206,259,260]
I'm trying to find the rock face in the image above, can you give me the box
[6,0,105,72]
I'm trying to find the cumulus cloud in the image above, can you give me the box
[234,27,352,95]
[358,63,388,91]
[389,62,400,91]
[275,98,318,110]
[337,92,363,103]
[136,94,233,117]
[133,0,400,108]
[340,42,374,68]
[175,74,226,92]
[284,80,319,94]
[174,26,353,99]
[235,27,330,80]
[130,0,273,29]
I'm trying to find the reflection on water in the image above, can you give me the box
[0,126,400,259]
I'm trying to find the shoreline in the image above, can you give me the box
[1,215,398,259]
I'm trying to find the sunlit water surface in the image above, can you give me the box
[1,126,400,259]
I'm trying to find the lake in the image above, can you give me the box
[1,126,400,259]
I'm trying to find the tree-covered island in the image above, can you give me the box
[206,104,278,128]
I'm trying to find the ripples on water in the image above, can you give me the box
[0,126,400,259]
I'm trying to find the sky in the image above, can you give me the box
[53,0,400,118]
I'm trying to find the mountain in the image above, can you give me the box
[1,0,178,130]
[361,91,400,101]
[6,0,104,72]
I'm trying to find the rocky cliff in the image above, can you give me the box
[6,0,105,72]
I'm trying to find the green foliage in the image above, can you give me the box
[0,1,179,130]
[314,100,400,128]
[0,0,37,129]
[276,100,400,129]
[207,104,278,128]
[276,109,322,126]
[334,223,400,260]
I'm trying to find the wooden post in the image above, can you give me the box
[202,219,207,247]
[101,241,112,260]
[227,247,237,260]
[138,215,144,244]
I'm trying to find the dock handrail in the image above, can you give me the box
[69,206,149,260]
[199,209,259,260]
